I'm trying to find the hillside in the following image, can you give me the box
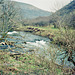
[14,1,51,19]
[23,1,75,27]
[49,0,75,28]
[56,0,75,16]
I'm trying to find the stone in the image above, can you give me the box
[0,42,5,45]
[23,42,27,44]
[28,49,34,52]
[11,50,15,52]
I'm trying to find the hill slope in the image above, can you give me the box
[56,0,75,16]
[24,1,75,27]
[14,1,51,19]
[49,0,75,28]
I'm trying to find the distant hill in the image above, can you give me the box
[24,1,75,27]
[56,0,75,16]
[12,1,75,28]
[14,1,51,19]
[48,0,75,28]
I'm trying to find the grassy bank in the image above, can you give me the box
[0,49,74,75]
[15,25,59,40]
[0,50,63,75]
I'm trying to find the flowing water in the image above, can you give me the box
[0,31,74,67]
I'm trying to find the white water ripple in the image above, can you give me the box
[7,31,18,34]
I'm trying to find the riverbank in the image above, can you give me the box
[0,50,63,75]
[15,26,58,41]
[14,26,65,47]
[15,26,75,50]
[0,47,74,75]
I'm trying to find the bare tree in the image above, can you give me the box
[0,0,16,38]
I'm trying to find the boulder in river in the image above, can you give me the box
[11,50,15,52]
[0,42,7,45]
[5,40,16,46]
[23,42,27,44]
[28,49,34,52]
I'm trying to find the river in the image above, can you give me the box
[0,31,74,67]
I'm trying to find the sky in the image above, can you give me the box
[13,0,72,12]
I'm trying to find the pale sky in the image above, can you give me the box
[13,0,73,12]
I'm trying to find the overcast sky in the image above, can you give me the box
[13,0,72,12]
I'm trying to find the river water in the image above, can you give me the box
[0,31,74,67]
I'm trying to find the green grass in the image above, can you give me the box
[56,69,62,75]
[25,25,60,38]
[0,51,57,75]
[26,25,74,38]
